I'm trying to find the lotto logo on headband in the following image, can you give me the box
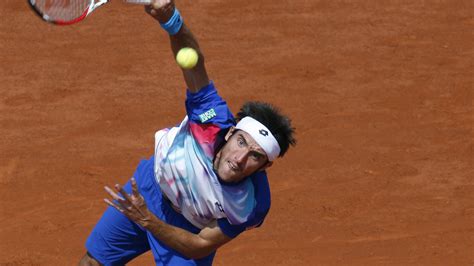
[235,117,281,161]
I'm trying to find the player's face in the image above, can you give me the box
[213,128,272,183]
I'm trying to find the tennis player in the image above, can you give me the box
[79,0,296,265]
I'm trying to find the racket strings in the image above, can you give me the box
[34,0,91,21]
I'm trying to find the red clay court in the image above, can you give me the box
[0,0,472,265]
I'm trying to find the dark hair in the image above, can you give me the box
[236,101,296,157]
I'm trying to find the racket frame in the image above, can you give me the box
[28,0,109,25]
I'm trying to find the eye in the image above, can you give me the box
[237,138,244,146]
[250,152,262,160]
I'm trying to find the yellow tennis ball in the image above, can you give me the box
[176,47,198,69]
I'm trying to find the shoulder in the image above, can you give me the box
[218,171,271,238]
[250,171,271,215]
[185,81,235,129]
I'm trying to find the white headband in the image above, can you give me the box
[235,116,281,161]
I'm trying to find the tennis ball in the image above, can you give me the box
[176,47,198,69]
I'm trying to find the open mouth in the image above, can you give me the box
[227,161,240,172]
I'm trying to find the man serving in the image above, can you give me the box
[79,0,296,265]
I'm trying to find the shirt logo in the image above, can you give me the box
[259,129,269,137]
[215,202,225,213]
[199,108,217,123]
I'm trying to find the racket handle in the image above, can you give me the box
[124,0,152,4]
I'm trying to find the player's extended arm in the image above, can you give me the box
[105,178,232,259]
[144,216,232,259]
[145,0,209,93]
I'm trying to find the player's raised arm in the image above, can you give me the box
[145,0,209,93]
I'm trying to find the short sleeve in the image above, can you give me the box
[185,81,235,129]
[217,218,247,238]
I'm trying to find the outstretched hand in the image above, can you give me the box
[104,177,154,228]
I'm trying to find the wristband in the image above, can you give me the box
[160,8,183,35]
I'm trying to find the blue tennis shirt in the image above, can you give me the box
[153,82,271,238]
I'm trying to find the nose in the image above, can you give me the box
[235,149,249,166]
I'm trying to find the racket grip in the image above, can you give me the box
[124,0,152,4]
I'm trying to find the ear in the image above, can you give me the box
[259,161,273,171]
[225,126,236,141]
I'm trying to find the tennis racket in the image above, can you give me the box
[28,0,152,25]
